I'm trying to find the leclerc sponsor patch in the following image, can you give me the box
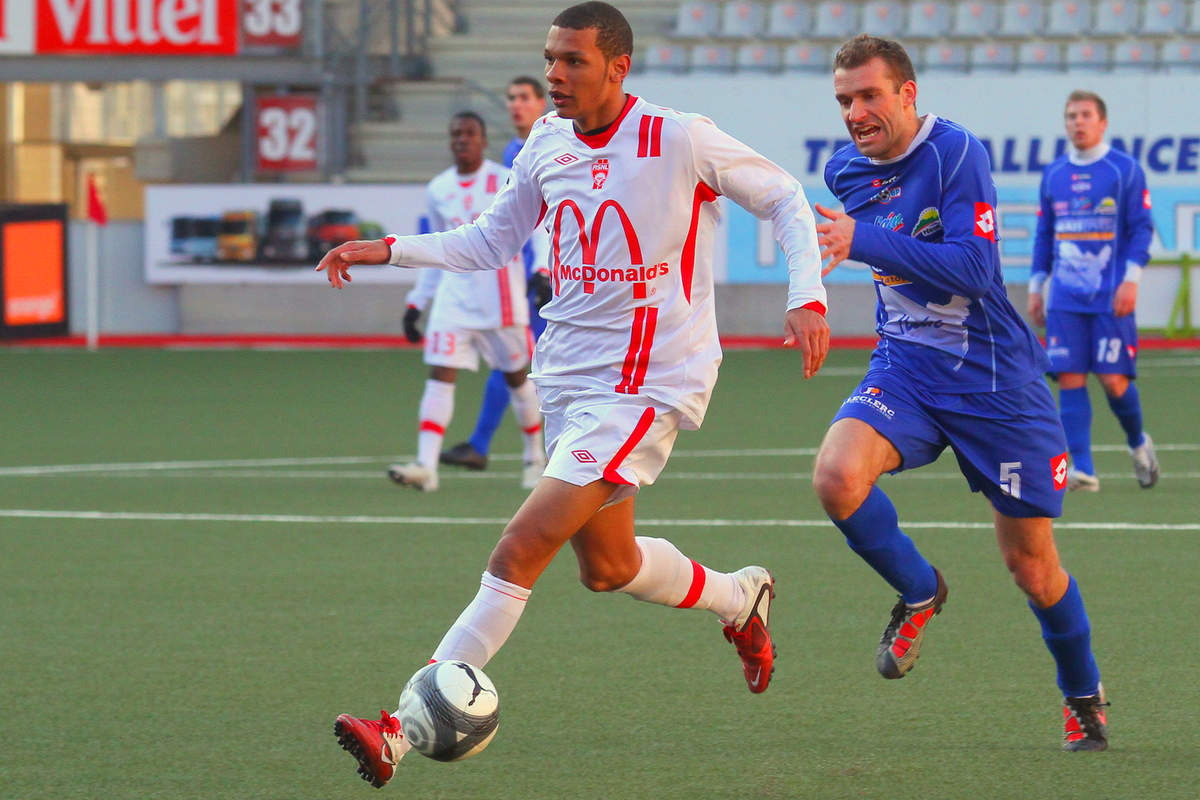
[974,202,996,241]
[1051,452,1069,491]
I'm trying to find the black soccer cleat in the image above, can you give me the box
[875,566,948,679]
[1063,684,1109,751]
[440,441,488,471]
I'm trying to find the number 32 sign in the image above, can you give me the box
[256,94,319,172]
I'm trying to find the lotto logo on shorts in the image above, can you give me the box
[973,203,996,241]
[554,153,580,166]
[572,449,597,463]
[1051,452,1069,491]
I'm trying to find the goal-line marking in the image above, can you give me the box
[0,508,1196,531]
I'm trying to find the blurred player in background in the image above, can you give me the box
[440,75,553,472]
[812,35,1109,751]
[1028,90,1158,492]
[391,110,545,492]
[320,2,829,787]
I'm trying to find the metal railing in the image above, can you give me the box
[1152,254,1194,338]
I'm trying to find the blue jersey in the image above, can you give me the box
[826,115,1049,393]
[1032,145,1153,314]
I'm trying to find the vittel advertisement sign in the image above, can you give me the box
[35,0,239,54]
[0,0,35,53]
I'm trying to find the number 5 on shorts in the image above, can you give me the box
[1000,461,1022,499]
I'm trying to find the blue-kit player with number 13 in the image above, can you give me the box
[811,34,1110,750]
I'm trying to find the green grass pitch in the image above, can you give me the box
[2,346,1198,799]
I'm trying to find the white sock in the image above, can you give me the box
[416,379,455,469]
[508,380,544,464]
[616,537,745,621]
[429,571,531,667]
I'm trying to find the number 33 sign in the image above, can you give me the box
[256,94,319,172]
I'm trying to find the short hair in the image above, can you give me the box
[833,34,917,91]
[552,2,633,60]
[450,110,487,137]
[1066,90,1106,120]
[508,75,546,99]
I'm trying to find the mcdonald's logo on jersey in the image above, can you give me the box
[552,199,657,298]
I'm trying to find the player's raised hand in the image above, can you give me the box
[783,306,831,379]
[814,203,855,276]
[316,239,391,289]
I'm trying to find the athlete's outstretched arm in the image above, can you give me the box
[686,117,829,378]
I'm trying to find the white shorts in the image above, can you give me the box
[540,386,682,507]
[423,324,531,372]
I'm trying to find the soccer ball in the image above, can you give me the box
[396,660,500,762]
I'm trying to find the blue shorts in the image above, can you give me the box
[832,372,1069,518]
[1044,310,1138,377]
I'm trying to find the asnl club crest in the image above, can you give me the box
[591,159,610,189]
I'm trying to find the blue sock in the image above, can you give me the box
[1106,382,1144,449]
[832,486,938,604]
[1059,386,1094,475]
[468,371,510,456]
[1029,575,1100,698]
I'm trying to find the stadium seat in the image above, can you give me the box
[1189,0,1200,32]
[1017,40,1065,69]
[810,1,860,39]
[1092,1,1139,35]
[764,0,813,38]
[1113,38,1159,68]
[721,1,767,37]
[951,2,1000,38]
[1162,37,1200,68]
[904,2,953,38]
[997,1,1046,37]
[923,41,970,71]
[1139,0,1185,34]
[642,43,689,72]
[862,1,905,36]
[1065,39,1112,69]
[1044,0,1092,36]
[691,43,736,71]
[781,42,832,71]
[736,43,783,71]
[971,41,1018,69]
[672,1,721,37]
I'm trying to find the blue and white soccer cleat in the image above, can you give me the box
[1130,433,1159,489]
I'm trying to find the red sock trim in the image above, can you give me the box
[419,420,446,434]
[675,560,707,608]
[522,423,542,434]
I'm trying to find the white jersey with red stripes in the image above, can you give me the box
[386,95,825,429]
[409,160,528,330]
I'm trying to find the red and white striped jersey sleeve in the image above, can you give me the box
[684,116,826,315]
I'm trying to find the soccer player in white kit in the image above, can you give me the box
[388,111,546,493]
[320,3,829,788]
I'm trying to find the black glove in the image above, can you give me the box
[403,306,422,343]
[527,271,552,309]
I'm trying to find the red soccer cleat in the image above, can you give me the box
[1063,684,1109,751]
[334,710,407,788]
[875,566,948,679]
[722,566,776,693]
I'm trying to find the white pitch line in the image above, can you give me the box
[14,468,1200,482]
[1,443,1195,477]
[0,508,1197,530]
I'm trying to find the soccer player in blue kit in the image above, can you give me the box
[440,76,552,472]
[1028,90,1158,492]
[811,35,1109,750]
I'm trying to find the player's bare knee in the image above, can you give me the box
[1005,557,1055,603]
[812,455,870,518]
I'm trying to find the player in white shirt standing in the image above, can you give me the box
[390,111,546,492]
[320,3,829,788]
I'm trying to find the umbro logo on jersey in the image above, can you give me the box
[554,153,580,165]
[974,202,997,241]
[1051,452,1069,491]
[592,158,610,189]
[572,449,597,463]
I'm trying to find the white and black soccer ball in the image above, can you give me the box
[396,660,500,762]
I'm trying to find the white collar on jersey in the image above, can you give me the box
[1068,142,1111,165]
[867,113,938,166]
